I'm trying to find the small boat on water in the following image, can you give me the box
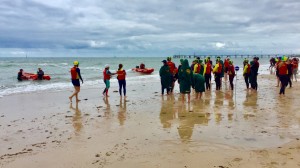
[22,72,51,80]
[132,68,154,74]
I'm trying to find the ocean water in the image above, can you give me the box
[0,57,271,97]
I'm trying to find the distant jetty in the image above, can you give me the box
[173,54,300,59]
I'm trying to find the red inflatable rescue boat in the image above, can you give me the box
[132,68,154,74]
[22,72,51,80]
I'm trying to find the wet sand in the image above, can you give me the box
[1,74,300,168]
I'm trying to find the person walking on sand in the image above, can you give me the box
[192,73,205,99]
[243,59,251,89]
[278,57,288,95]
[69,61,83,102]
[103,64,116,97]
[227,60,236,91]
[159,60,172,95]
[178,59,193,102]
[117,64,126,97]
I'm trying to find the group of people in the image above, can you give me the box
[269,56,299,95]
[69,61,127,102]
[17,68,45,81]
[68,55,299,103]
[159,56,240,102]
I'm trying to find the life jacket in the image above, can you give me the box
[217,63,222,73]
[205,63,211,74]
[196,63,201,74]
[117,69,126,80]
[103,69,110,80]
[167,61,175,74]
[224,59,229,68]
[71,67,78,80]
[278,62,288,75]
[228,65,235,75]
[244,64,251,74]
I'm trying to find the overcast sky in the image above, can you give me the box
[1,0,300,57]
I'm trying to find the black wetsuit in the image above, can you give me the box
[17,72,23,81]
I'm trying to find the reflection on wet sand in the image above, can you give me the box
[118,97,127,126]
[160,95,176,128]
[69,101,82,135]
[103,96,111,117]
[177,103,209,141]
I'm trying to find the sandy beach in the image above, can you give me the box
[1,74,300,168]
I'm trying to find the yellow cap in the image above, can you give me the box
[73,61,79,66]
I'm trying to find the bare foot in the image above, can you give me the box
[76,99,81,102]
[69,97,72,102]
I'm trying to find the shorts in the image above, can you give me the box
[72,79,80,87]
[104,80,110,89]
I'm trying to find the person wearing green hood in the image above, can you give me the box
[159,60,172,95]
[193,73,205,99]
[178,59,193,102]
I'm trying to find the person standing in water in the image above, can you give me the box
[37,68,44,80]
[117,64,126,97]
[103,64,116,97]
[17,69,24,81]
[69,61,83,102]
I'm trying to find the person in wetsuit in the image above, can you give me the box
[37,68,44,80]
[17,69,24,81]
[69,61,83,102]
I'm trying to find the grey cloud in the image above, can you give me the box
[0,0,300,56]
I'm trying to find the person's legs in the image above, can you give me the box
[229,76,234,90]
[244,75,249,89]
[104,80,110,97]
[123,80,126,96]
[118,80,122,96]
[205,74,209,90]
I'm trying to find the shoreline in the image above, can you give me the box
[1,74,300,167]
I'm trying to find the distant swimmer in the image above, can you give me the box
[102,64,116,97]
[69,61,83,102]
[37,68,44,80]
[117,64,126,97]
[17,69,24,81]
[140,63,145,69]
